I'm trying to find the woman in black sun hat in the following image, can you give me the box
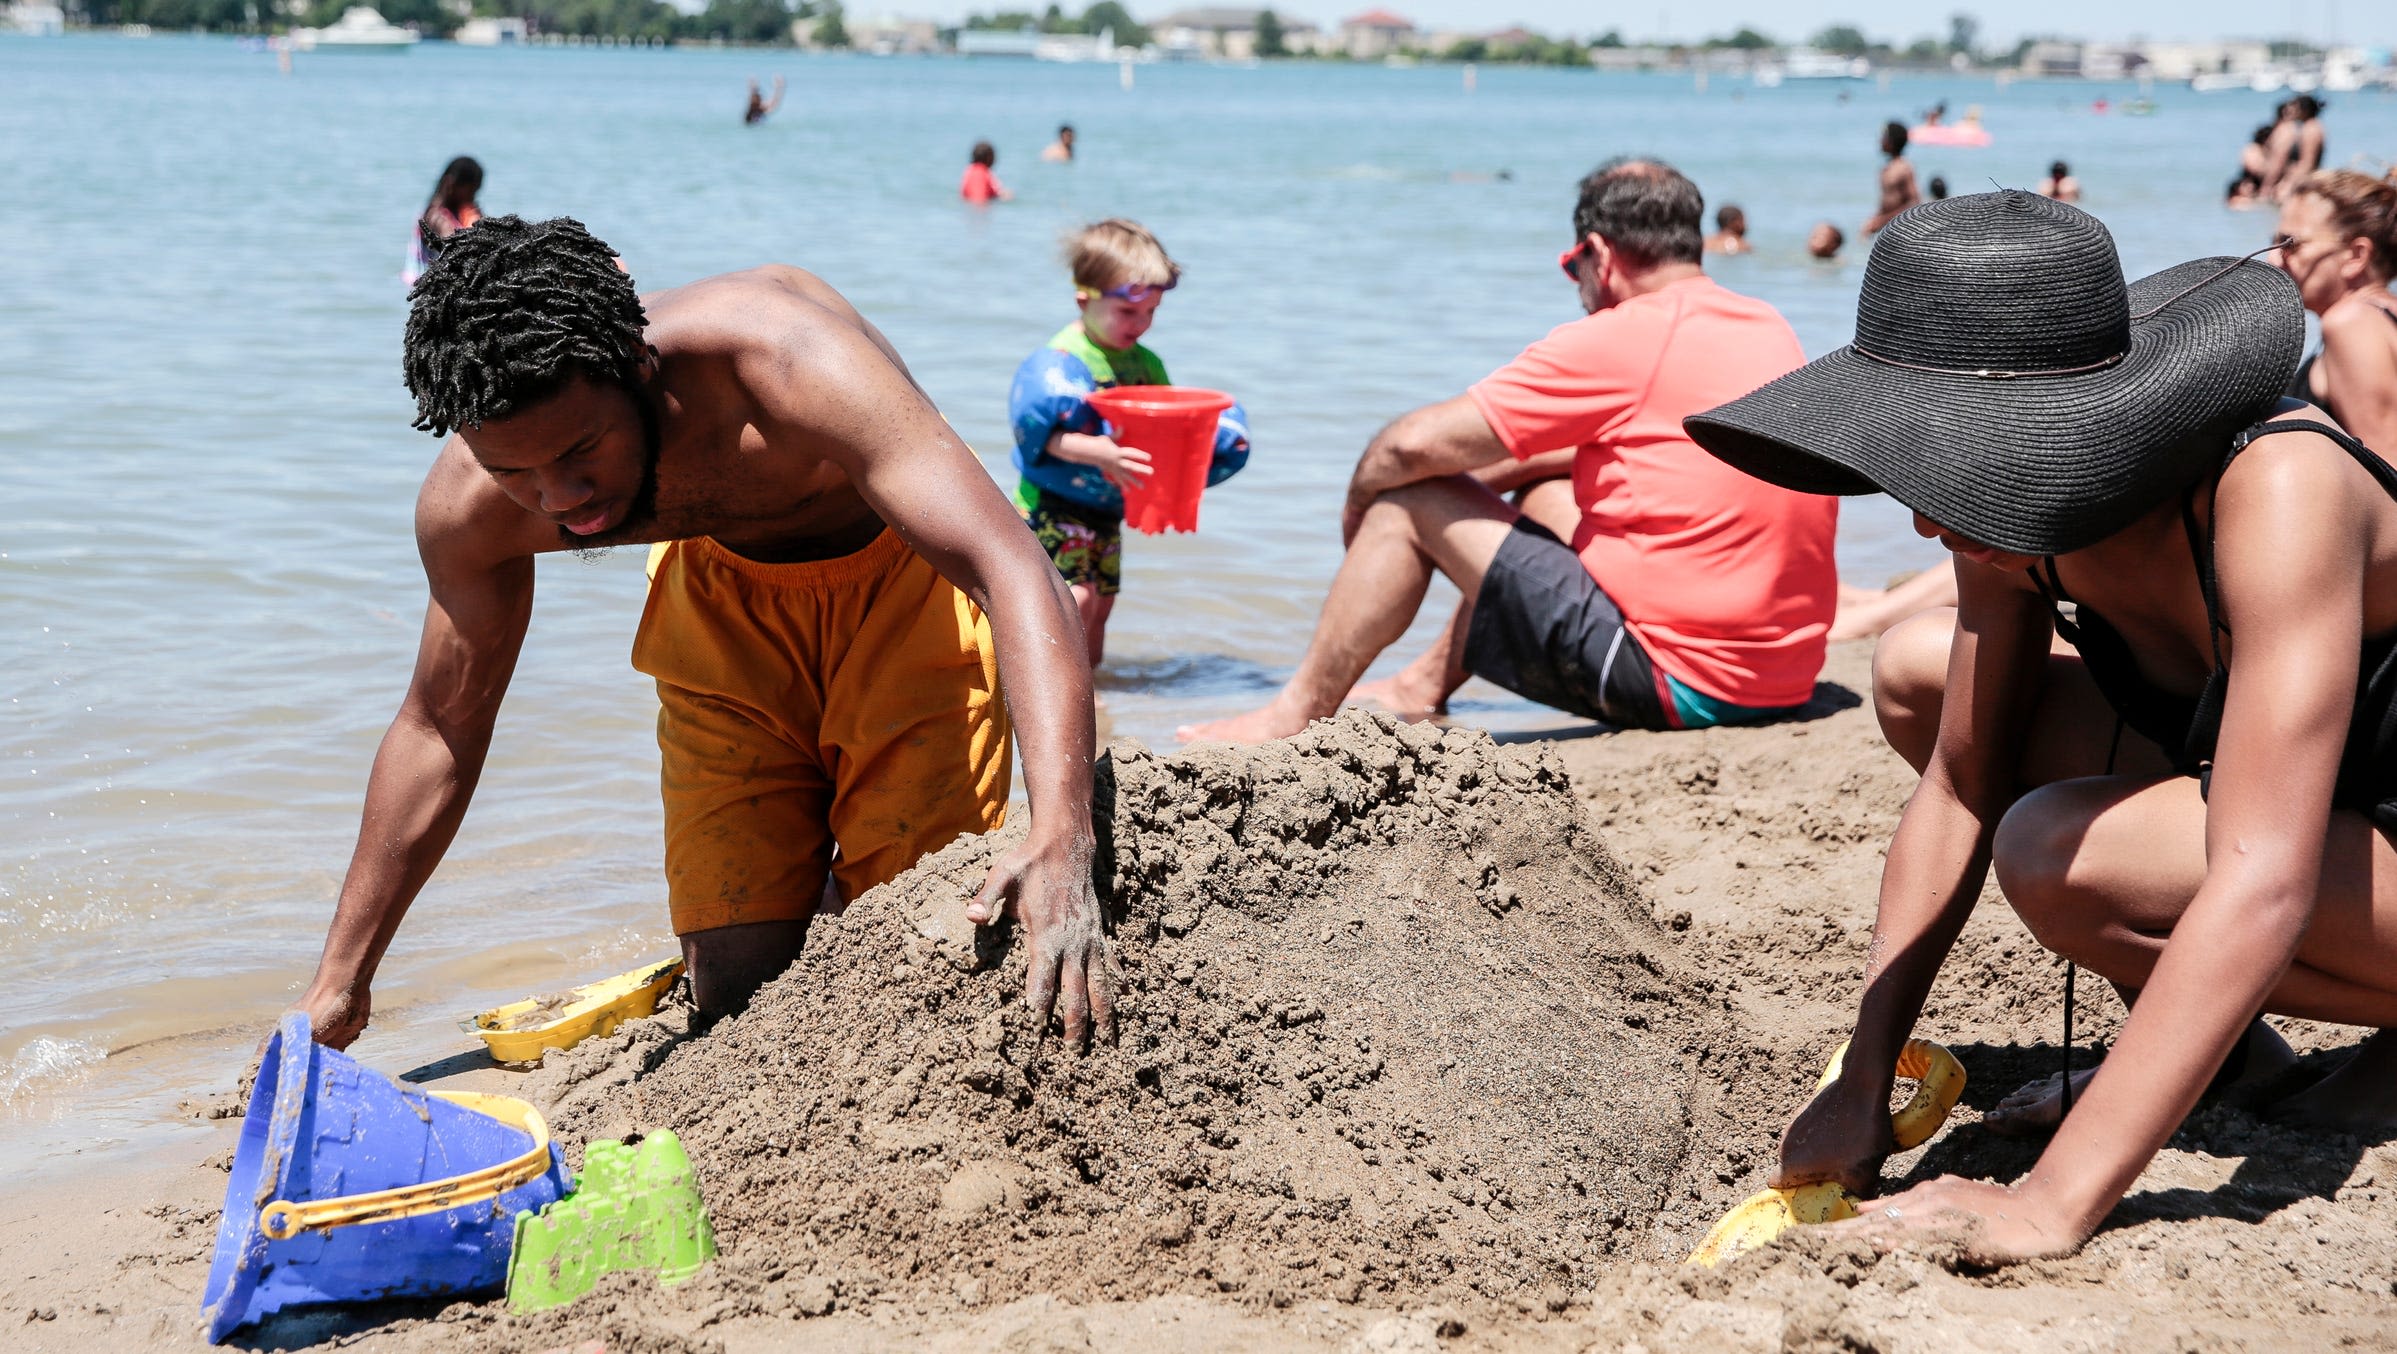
[1686,190,2397,1264]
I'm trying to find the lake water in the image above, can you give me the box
[4,34,2391,1169]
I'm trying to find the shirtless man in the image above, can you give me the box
[1863,121,1919,236]
[1703,204,1752,256]
[296,216,1114,1050]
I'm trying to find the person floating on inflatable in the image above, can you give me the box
[1008,218,1250,667]
[1912,104,1991,148]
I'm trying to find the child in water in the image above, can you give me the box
[961,141,1010,204]
[1008,219,1250,666]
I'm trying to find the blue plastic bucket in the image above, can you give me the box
[200,1012,571,1342]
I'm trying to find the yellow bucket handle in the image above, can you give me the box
[258,1091,554,1241]
[1815,1038,1967,1151]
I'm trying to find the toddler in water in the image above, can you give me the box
[1008,219,1250,665]
[961,140,1010,203]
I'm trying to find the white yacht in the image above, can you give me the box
[293,7,419,51]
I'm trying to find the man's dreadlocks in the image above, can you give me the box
[402,215,650,437]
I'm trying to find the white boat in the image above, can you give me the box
[293,7,418,51]
[956,27,1039,57]
[3,3,67,35]
[1033,27,1116,62]
[1775,48,1870,80]
[454,15,525,46]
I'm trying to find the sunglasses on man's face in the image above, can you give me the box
[1557,239,1591,282]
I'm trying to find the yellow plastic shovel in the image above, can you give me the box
[462,958,684,1066]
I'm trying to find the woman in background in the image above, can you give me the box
[403,156,483,287]
[2278,170,2397,454]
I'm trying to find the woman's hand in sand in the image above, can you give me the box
[967,833,1118,1047]
[1846,1175,2085,1266]
[1771,1075,1896,1195]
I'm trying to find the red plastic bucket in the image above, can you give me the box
[1085,385,1236,534]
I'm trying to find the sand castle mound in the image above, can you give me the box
[533,710,1729,1311]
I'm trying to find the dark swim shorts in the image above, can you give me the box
[1461,518,1675,730]
[1020,489,1123,596]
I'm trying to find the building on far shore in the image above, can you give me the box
[833,14,941,54]
[1154,7,1323,60]
[1337,7,1413,60]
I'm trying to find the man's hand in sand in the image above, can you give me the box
[294,980,370,1051]
[1844,1175,2082,1265]
[1770,1074,1896,1196]
[967,834,1118,1046]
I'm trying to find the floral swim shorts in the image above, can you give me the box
[1019,488,1123,596]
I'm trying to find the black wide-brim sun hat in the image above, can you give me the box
[1685,191,2304,556]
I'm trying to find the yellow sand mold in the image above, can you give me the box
[1685,1038,1966,1267]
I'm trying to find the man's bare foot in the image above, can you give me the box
[1346,673,1447,720]
[1176,702,1316,745]
[1984,1020,2295,1137]
[2267,1029,2397,1135]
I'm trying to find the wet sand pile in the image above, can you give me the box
[530,710,1733,1313]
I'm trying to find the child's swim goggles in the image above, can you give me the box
[1077,277,1179,304]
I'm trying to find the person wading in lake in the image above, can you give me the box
[1863,121,1920,236]
[743,75,784,125]
[2261,94,2326,203]
[1180,158,1835,743]
[297,216,1115,1050]
[1687,190,2397,1266]
[402,155,481,287]
[2276,169,2397,454]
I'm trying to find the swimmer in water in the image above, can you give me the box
[1042,124,1076,162]
[1706,204,1753,255]
[2040,160,2082,203]
[404,155,482,287]
[744,75,785,125]
[961,140,1011,204]
[1808,221,1845,260]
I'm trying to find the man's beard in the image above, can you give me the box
[563,382,663,559]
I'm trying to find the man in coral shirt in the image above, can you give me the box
[1181,158,1836,742]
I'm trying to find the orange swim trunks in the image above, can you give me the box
[632,530,1013,935]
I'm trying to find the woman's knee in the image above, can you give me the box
[1992,785,2106,950]
[1872,607,1956,769]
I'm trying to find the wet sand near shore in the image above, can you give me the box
[6,641,2394,1353]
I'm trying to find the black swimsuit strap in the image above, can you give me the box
[2033,556,2082,642]
[2198,419,2397,641]
[2180,489,2227,670]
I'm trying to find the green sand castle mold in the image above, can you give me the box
[505,1130,717,1314]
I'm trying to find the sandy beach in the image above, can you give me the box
[11,639,2394,1353]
